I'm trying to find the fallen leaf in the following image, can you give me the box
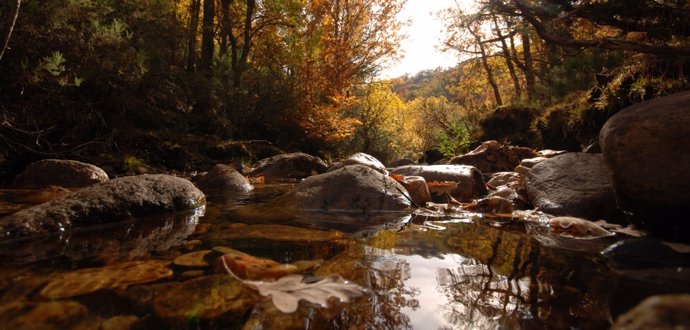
[220,256,366,313]
[426,181,458,196]
[549,216,613,239]
[217,253,298,280]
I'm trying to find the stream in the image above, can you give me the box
[0,183,688,329]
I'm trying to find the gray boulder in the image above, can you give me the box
[0,174,205,239]
[14,159,108,188]
[526,152,622,221]
[290,165,410,212]
[194,164,252,194]
[391,165,487,201]
[247,152,327,181]
[600,91,690,241]
[327,152,388,175]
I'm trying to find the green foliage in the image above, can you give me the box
[437,121,471,159]
[39,51,66,77]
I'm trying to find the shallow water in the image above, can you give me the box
[0,184,688,329]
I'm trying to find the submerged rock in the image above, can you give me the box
[13,159,108,188]
[327,152,388,175]
[247,152,327,181]
[600,91,690,242]
[0,174,205,239]
[40,260,173,299]
[612,294,690,330]
[0,300,102,329]
[194,164,252,194]
[391,165,487,201]
[526,153,622,222]
[602,239,690,269]
[153,274,254,325]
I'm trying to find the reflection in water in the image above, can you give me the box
[0,208,203,265]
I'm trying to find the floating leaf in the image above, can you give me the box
[426,181,458,196]
[216,253,298,280]
[221,257,366,313]
[548,216,614,239]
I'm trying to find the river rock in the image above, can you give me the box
[13,159,108,188]
[153,274,255,325]
[611,294,690,330]
[600,91,690,241]
[391,165,487,201]
[388,157,416,168]
[247,152,327,181]
[0,174,205,239]
[327,152,388,174]
[518,156,548,169]
[194,164,252,194]
[289,165,410,212]
[526,153,622,222]
[450,140,538,173]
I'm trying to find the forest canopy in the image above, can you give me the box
[0,0,688,179]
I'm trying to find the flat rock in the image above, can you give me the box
[600,91,690,241]
[0,174,205,239]
[247,152,327,181]
[391,165,487,201]
[526,152,622,221]
[13,159,108,188]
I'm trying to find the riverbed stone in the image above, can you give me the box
[387,157,416,168]
[391,165,487,201]
[152,274,255,325]
[611,294,690,330]
[247,152,327,181]
[13,159,108,188]
[600,91,690,241]
[327,152,388,174]
[450,140,538,173]
[526,152,622,222]
[0,174,206,239]
[194,164,252,194]
[290,165,410,212]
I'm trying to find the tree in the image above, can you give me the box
[0,0,21,62]
[494,0,690,56]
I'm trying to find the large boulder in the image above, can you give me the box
[450,140,538,173]
[289,165,410,212]
[391,165,487,201]
[194,164,252,194]
[13,159,108,188]
[600,91,690,241]
[247,152,327,181]
[526,152,622,221]
[0,174,205,239]
[327,152,387,174]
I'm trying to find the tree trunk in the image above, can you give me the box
[474,32,503,106]
[521,28,536,100]
[186,0,200,73]
[219,0,232,56]
[200,0,215,71]
[493,15,521,99]
[232,0,255,88]
[0,0,22,63]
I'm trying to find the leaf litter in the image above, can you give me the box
[221,254,367,313]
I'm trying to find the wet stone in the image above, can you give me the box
[40,260,173,299]
[0,300,102,330]
[0,174,206,239]
[13,159,108,189]
[247,152,327,181]
[194,164,253,194]
[612,294,690,330]
[391,165,487,201]
[174,250,213,267]
[153,274,255,324]
[328,152,388,174]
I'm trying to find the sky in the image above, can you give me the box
[379,0,475,79]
